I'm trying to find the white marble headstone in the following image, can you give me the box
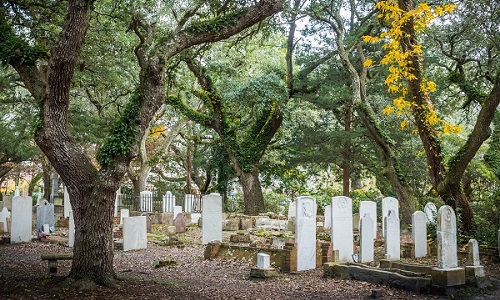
[359,201,377,237]
[296,196,317,271]
[331,196,353,262]
[11,196,32,244]
[0,207,10,233]
[467,239,480,266]
[257,253,271,269]
[384,209,400,260]
[68,210,75,248]
[202,193,222,244]
[140,191,153,212]
[120,208,129,225]
[323,205,331,229]
[173,205,183,219]
[63,187,72,219]
[436,205,458,269]
[412,211,427,258]
[114,190,120,217]
[424,202,437,223]
[123,216,147,251]
[382,197,399,237]
[359,213,375,263]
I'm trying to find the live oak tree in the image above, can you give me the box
[1,0,282,287]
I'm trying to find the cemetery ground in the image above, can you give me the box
[1,227,500,300]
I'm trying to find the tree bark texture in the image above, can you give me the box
[239,168,266,215]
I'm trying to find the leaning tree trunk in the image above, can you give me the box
[239,168,266,215]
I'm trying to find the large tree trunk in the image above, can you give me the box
[69,180,117,286]
[239,168,265,215]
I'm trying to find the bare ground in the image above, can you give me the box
[1,227,499,300]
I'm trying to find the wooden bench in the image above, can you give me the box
[41,253,73,276]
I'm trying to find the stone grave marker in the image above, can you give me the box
[331,196,353,262]
[0,207,10,233]
[466,239,485,277]
[185,194,199,213]
[63,187,72,219]
[359,201,377,237]
[36,200,55,234]
[412,210,427,258]
[424,202,437,224]
[202,193,222,244]
[123,216,147,251]
[174,213,187,233]
[323,204,331,229]
[382,197,399,237]
[140,191,153,212]
[120,208,129,224]
[384,209,400,260]
[437,205,458,269]
[296,196,317,271]
[68,210,75,247]
[114,189,121,217]
[162,191,175,212]
[11,196,33,244]
[359,213,375,263]
[257,253,271,269]
[432,205,465,286]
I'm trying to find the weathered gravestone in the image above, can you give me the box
[466,239,485,277]
[63,187,72,219]
[384,209,400,260]
[114,189,121,217]
[162,191,175,213]
[431,205,465,286]
[296,196,317,271]
[412,210,427,258]
[68,210,75,247]
[140,191,153,212]
[123,216,147,251]
[323,204,331,229]
[359,201,377,237]
[424,202,437,224]
[11,196,32,244]
[382,197,399,238]
[202,193,222,244]
[331,196,353,262]
[3,195,12,211]
[174,213,187,233]
[0,207,10,233]
[352,213,360,231]
[359,213,375,263]
[36,200,55,234]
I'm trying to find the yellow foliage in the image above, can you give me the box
[363,59,374,67]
